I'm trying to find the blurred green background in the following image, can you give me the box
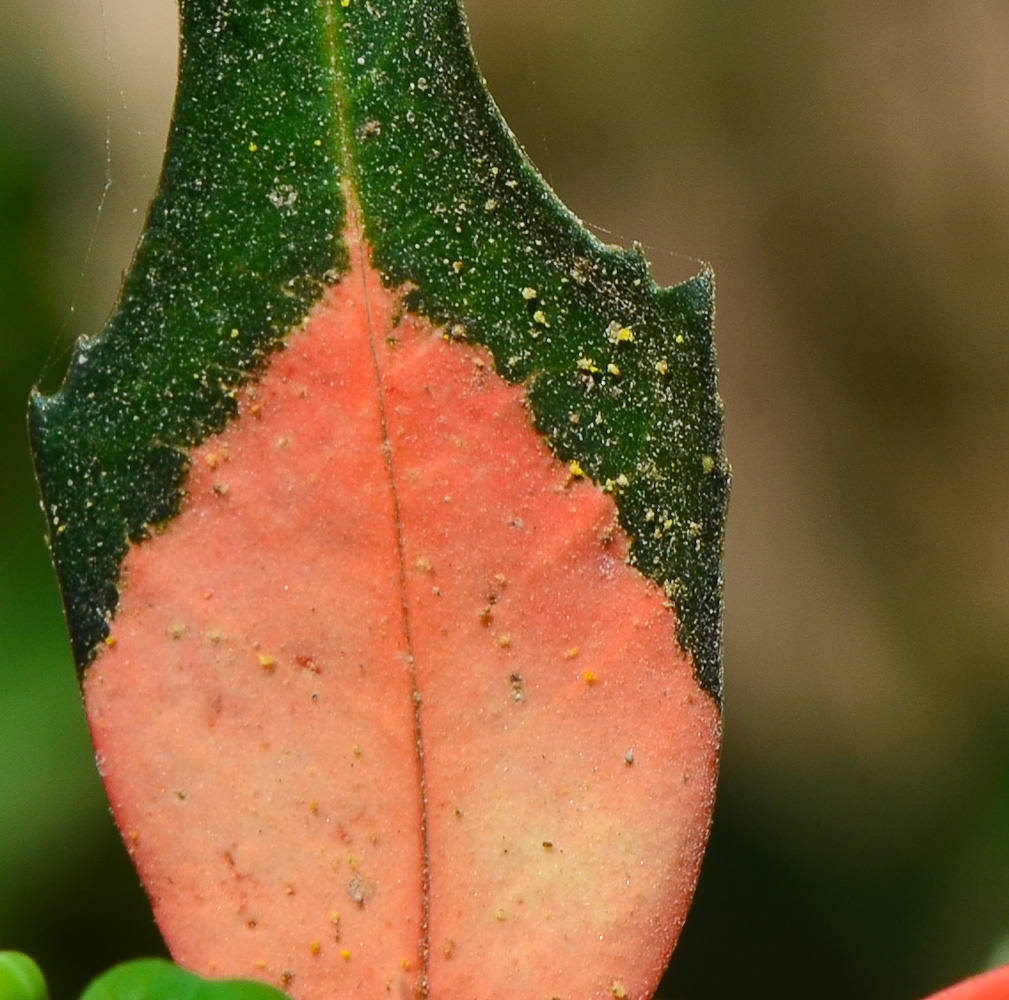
[2,2,1008,997]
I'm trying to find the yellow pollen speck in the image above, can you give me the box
[616,473,629,487]
[656,359,669,375]
[702,454,716,473]
[248,142,258,152]
[521,287,538,300]
[495,908,506,922]
[564,646,580,659]
[612,983,628,999]
[533,309,549,325]
[341,0,350,6]
[310,801,319,814]
[584,671,597,685]
[105,635,117,648]
[676,334,685,344]
[453,260,464,273]
[616,327,635,342]
[258,654,276,671]
[311,941,320,956]
[352,744,362,757]
[400,958,411,971]
[569,460,585,478]
[496,633,512,648]
[314,138,322,146]
[607,362,621,376]
[205,453,219,468]
[255,961,266,970]
[341,949,350,961]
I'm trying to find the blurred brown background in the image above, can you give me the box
[2,2,1008,998]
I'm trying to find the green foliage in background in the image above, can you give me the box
[0,954,285,1000]
[78,962,284,1000]
[0,953,49,1000]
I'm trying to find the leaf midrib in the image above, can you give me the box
[323,7,433,992]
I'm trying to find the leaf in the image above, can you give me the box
[80,959,285,1000]
[921,965,1009,1000]
[29,2,727,999]
[0,952,48,1000]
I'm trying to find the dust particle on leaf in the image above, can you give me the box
[347,874,370,906]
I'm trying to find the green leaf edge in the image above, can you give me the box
[29,0,727,699]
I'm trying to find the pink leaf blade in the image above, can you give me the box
[84,234,719,1000]
[922,965,1009,1000]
